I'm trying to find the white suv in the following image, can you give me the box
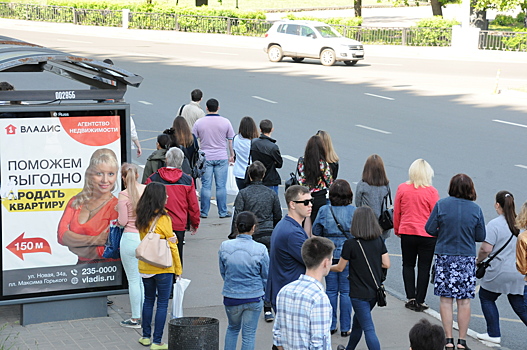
[263,20,364,66]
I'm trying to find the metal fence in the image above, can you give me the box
[479,30,527,52]
[0,2,525,51]
[336,26,452,46]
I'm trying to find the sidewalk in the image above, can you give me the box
[0,213,495,350]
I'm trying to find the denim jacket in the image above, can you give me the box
[219,234,269,299]
[312,204,356,260]
[425,196,486,256]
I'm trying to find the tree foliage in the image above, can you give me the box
[472,0,527,11]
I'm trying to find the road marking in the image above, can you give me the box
[200,51,238,56]
[56,39,92,44]
[356,124,392,134]
[515,165,527,169]
[364,93,394,100]
[138,101,153,105]
[493,119,527,128]
[283,155,298,162]
[252,96,277,104]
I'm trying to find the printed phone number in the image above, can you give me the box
[82,266,118,275]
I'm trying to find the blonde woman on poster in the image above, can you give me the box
[57,148,119,263]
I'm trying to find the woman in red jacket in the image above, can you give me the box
[393,159,439,312]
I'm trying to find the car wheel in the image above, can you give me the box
[292,57,304,63]
[344,60,358,66]
[268,45,283,62]
[320,49,336,66]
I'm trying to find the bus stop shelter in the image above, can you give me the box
[0,35,143,325]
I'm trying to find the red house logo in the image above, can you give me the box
[5,124,16,135]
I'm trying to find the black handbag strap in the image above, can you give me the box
[357,239,380,289]
[381,186,392,212]
[486,233,514,264]
[329,206,352,239]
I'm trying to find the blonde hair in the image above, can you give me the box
[317,130,339,163]
[72,148,118,208]
[407,159,434,188]
[516,201,527,230]
[121,163,140,211]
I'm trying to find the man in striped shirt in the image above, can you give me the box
[273,237,334,350]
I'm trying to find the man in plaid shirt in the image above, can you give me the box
[273,237,335,350]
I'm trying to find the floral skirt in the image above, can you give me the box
[433,254,476,299]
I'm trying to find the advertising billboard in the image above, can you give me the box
[0,104,129,301]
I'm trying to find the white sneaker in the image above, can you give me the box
[476,333,501,344]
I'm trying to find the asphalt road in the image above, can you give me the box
[2,25,527,349]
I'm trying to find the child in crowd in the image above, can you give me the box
[409,318,445,350]
[142,134,171,183]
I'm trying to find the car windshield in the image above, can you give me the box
[315,26,341,38]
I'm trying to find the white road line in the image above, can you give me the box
[56,39,92,44]
[515,165,527,169]
[364,93,394,101]
[252,96,278,104]
[283,155,298,162]
[138,101,153,105]
[200,51,238,56]
[356,124,392,134]
[493,119,527,128]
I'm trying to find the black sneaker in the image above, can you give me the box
[264,311,274,322]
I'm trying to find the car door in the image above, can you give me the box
[278,24,300,55]
[296,25,320,58]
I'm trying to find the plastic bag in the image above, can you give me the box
[171,278,191,318]
[226,164,239,196]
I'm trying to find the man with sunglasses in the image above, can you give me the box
[265,185,313,314]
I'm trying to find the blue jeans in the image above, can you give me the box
[326,264,351,331]
[346,298,380,350]
[224,300,263,350]
[142,273,173,345]
[120,232,144,319]
[266,185,278,195]
[479,285,527,337]
[201,159,229,217]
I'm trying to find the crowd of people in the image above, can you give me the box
[63,87,527,350]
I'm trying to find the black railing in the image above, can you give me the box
[479,30,527,52]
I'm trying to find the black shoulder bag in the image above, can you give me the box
[357,239,387,307]
[285,157,301,190]
[378,186,394,231]
[476,233,514,279]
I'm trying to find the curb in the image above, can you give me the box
[385,286,510,350]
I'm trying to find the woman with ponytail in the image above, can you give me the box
[475,191,527,345]
[219,211,269,350]
[117,163,146,328]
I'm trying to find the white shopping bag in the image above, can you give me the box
[171,278,191,319]
[226,164,239,196]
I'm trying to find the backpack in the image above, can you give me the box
[191,150,206,179]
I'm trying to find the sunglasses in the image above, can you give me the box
[293,198,314,206]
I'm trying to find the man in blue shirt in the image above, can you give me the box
[265,185,312,316]
[273,236,335,350]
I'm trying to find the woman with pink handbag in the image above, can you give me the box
[136,182,182,350]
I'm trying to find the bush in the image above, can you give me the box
[283,13,363,26]
[501,28,527,51]
[415,16,459,28]
[492,14,516,27]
